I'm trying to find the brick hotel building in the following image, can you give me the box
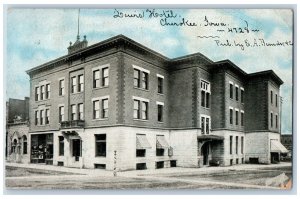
[25,35,288,170]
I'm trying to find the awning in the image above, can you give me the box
[136,134,151,149]
[156,135,169,149]
[197,135,224,141]
[271,140,289,153]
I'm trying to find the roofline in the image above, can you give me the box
[248,70,284,85]
[210,59,248,76]
[170,52,213,64]
[26,34,169,75]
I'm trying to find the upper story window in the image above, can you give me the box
[235,85,239,101]
[40,110,44,125]
[46,84,50,99]
[59,106,64,123]
[229,135,233,154]
[40,85,45,100]
[241,88,244,103]
[133,96,149,120]
[157,74,164,94]
[78,75,84,92]
[45,109,50,125]
[235,109,239,125]
[229,107,233,125]
[133,65,150,90]
[95,134,106,157]
[275,94,278,107]
[93,64,110,88]
[102,67,109,87]
[157,102,164,122]
[270,90,273,104]
[59,79,65,96]
[275,114,278,129]
[201,80,210,108]
[201,115,210,134]
[71,77,77,93]
[270,112,273,128]
[229,82,233,99]
[35,110,39,125]
[78,103,84,120]
[241,110,244,126]
[71,104,76,120]
[35,87,39,101]
[92,96,109,119]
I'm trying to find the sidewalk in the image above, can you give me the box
[6,161,291,177]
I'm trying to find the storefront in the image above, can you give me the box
[31,133,53,165]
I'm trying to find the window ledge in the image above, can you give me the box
[70,91,84,95]
[133,119,149,122]
[93,86,109,90]
[134,87,149,92]
[92,118,109,121]
[157,93,164,96]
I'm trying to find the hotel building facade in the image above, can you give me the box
[25,35,287,170]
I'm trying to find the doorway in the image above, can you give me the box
[72,139,81,161]
[201,142,210,166]
[271,152,280,163]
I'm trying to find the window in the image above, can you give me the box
[235,110,239,125]
[158,77,163,94]
[71,76,76,93]
[71,105,76,120]
[40,110,44,125]
[133,98,148,120]
[45,109,50,124]
[270,90,273,104]
[133,67,149,90]
[46,84,50,99]
[35,110,39,125]
[95,134,106,157]
[133,100,140,119]
[102,98,108,118]
[276,114,278,129]
[93,70,100,88]
[156,161,164,169]
[141,72,148,90]
[235,86,239,101]
[136,163,147,170]
[201,80,210,108]
[241,88,244,103]
[59,106,64,123]
[230,136,233,154]
[230,83,233,99]
[241,137,244,154]
[201,117,205,134]
[241,111,244,126]
[23,136,27,154]
[134,69,140,88]
[78,103,84,120]
[270,112,273,128]
[35,87,39,101]
[40,85,45,100]
[201,115,210,134]
[206,118,209,134]
[156,148,164,156]
[59,136,64,156]
[157,104,163,122]
[141,101,148,120]
[275,94,278,107]
[59,79,65,96]
[102,67,109,87]
[230,108,233,124]
[78,75,84,92]
[236,136,238,154]
[136,149,146,157]
[93,100,100,119]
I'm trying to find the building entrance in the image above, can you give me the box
[72,139,81,161]
[201,142,210,166]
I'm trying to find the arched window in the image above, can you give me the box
[12,139,17,153]
[23,135,28,154]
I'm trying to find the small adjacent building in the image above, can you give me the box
[24,34,288,170]
[6,97,30,163]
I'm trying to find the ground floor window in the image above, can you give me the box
[95,134,106,157]
[170,160,177,167]
[156,149,164,156]
[156,161,164,169]
[136,163,147,170]
[31,133,53,164]
[230,159,233,166]
[236,159,239,164]
[94,164,106,169]
[57,161,64,166]
[59,136,64,156]
[136,149,146,157]
[23,135,27,154]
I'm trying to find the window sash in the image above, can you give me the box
[230,84,233,99]
[141,72,148,89]
[201,117,205,134]
[102,67,109,86]
[71,77,77,93]
[241,90,244,103]
[102,99,108,118]
[35,87,39,101]
[59,106,64,122]
[141,101,148,120]
[205,118,209,134]
[78,104,84,120]
[35,111,39,125]
[235,87,239,101]
[40,85,45,100]
[93,70,100,88]
[93,100,100,119]
[241,112,244,126]
[45,109,50,124]
[46,84,50,99]
[158,77,163,93]
[134,69,140,88]
[158,105,163,122]
[78,75,84,92]
[40,110,44,125]
[95,134,106,157]
[230,109,233,124]
[235,111,239,125]
[71,105,76,120]
[201,91,205,107]
[133,100,140,119]
[206,93,210,108]
[59,79,65,96]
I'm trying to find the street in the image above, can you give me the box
[5,162,292,190]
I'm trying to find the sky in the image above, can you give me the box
[5,8,293,134]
